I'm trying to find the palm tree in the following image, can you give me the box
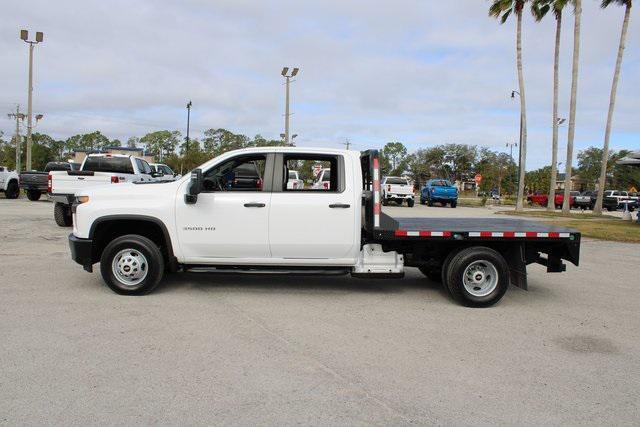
[561,0,581,213]
[489,0,530,211]
[532,0,571,211]
[593,0,633,214]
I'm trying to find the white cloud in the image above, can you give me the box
[0,0,637,169]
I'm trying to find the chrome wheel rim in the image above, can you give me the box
[462,260,499,297]
[112,249,148,287]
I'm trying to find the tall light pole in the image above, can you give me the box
[20,30,43,171]
[281,67,299,146]
[185,100,192,154]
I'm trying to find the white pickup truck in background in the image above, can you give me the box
[381,176,414,207]
[49,153,160,226]
[0,166,20,199]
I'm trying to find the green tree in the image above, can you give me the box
[489,0,530,210]
[594,0,633,214]
[127,136,140,148]
[140,130,181,161]
[65,131,110,151]
[525,166,553,193]
[442,144,477,181]
[532,0,571,210]
[381,142,408,175]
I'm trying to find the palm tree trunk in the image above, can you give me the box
[515,9,527,211]
[593,2,631,214]
[547,12,562,211]
[562,0,581,214]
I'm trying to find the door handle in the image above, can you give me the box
[244,202,266,208]
[329,203,351,209]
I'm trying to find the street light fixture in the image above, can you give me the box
[185,101,192,154]
[20,29,44,171]
[281,67,300,146]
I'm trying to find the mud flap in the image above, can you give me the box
[504,243,528,290]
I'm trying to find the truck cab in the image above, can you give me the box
[69,147,581,307]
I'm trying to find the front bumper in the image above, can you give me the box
[69,233,94,272]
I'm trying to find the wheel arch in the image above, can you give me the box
[89,215,178,272]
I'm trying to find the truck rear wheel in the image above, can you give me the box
[54,203,72,227]
[451,201,457,208]
[26,190,41,201]
[100,234,164,295]
[5,181,19,199]
[407,199,414,207]
[444,247,509,307]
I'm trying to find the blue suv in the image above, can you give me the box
[420,179,458,208]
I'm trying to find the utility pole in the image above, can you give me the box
[281,67,299,145]
[342,138,351,150]
[20,30,44,171]
[8,105,25,172]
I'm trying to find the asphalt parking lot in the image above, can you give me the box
[1,198,639,425]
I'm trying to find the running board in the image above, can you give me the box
[183,265,350,276]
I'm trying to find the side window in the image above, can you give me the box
[203,155,266,192]
[160,165,173,175]
[135,159,152,174]
[282,155,339,192]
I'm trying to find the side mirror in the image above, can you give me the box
[152,171,164,178]
[185,168,203,204]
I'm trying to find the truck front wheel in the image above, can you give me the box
[54,203,72,227]
[407,198,415,207]
[444,247,509,307]
[100,234,164,295]
[5,181,19,199]
[26,190,41,201]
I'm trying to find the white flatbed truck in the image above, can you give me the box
[68,147,581,307]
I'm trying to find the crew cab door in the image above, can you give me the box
[268,153,357,260]
[175,154,273,260]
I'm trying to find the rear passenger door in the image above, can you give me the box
[268,153,357,261]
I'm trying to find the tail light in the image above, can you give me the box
[257,179,263,190]
[387,185,391,192]
[293,181,298,189]
[47,174,52,193]
[111,176,120,183]
[323,182,329,190]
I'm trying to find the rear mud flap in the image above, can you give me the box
[504,244,528,290]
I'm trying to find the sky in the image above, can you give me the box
[1,0,638,170]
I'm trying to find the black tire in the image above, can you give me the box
[444,247,509,307]
[451,201,457,208]
[407,198,415,207]
[5,180,19,199]
[555,204,561,210]
[100,234,164,295]
[382,199,388,206]
[427,199,434,207]
[420,198,426,205]
[54,203,72,227]
[26,190,41,201]
[419,266,441,283]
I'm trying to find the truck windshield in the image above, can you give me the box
[83,157,134,174]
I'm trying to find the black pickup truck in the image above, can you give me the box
[19,162,80,201]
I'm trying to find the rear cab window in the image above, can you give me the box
[83,156,134,174]
[282,155,341,192]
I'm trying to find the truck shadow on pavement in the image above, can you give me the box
[156,268,446,297]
